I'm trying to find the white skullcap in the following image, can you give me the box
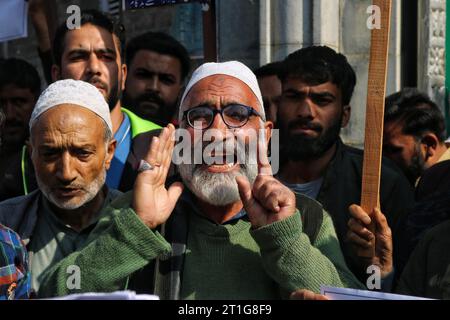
[30,79,112,133]
[178,61,265,121]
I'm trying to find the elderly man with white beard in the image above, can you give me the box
[0,79,122,296]
[37,61,361,299]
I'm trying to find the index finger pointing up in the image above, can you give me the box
[257,133,272,176]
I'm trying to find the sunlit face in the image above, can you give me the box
[31,104,115,210]
[278,78,349,161]
[383,120,425,183]
[0,84,37,149]
[178,75,272,206]
[52,24,126,111]
[123,50,183,125]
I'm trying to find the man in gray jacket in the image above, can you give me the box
[0,79,121,295]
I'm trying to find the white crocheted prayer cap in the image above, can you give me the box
[30,79,112,132]
[178,61,265,121]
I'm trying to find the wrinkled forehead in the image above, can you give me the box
[180,74,261,113]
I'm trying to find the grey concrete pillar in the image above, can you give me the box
[271,0,313,61]
[216,0,259,69]
[312,0,340,50]
[340,0,402,147]
[418,0,446,112]
[259,0,272,65]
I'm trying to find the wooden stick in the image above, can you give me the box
[202,0,217,62]
[43,0,58,49]
[359,0,392,257]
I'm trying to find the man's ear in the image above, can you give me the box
[341,105,351,128]
[264,120,274,145]
[121,64,127,91]
[421,133,440,160]
[51,64,61,82]
[105,139,117,170]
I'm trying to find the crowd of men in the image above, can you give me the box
[0,8,449,300]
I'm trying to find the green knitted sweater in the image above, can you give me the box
[38,193,362,299]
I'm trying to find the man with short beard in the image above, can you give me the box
[13,10,161,198]
[123,32,190,126]
[276,46,414,282]
[0,80,122,295]
[383,88,449,186]
[38,61,362,299]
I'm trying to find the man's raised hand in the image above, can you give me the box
[235,138,296,229]
[132,124,183,229]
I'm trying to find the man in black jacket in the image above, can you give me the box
[276,46,414,282]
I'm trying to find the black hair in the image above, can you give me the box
[0,58,41,98]
[0,107,4,129]
[254,61,283,78]
[53,9,126,66]
[279,46,356,106]
[126,31,191,81]
[385,88,446,142]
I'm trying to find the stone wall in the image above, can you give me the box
[339,0,402,147]
[258,0,402,147]
[418,0,446,116]
[2,0,440,146]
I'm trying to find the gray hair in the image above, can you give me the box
[102,119,113,143]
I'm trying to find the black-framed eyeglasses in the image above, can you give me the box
[183,104,264,130]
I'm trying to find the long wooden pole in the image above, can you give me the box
[359,0,392,257]
[202,0,217,62]
[43,0,57,49]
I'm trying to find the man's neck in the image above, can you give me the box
[195,198,244,225]
[48,187,107,232]
[279,143,337,184]
[110,102,124,135]
[434,143,449,162]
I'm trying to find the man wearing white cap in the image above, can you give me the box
[38,62,361,299]
[0,79,122,295]
[7,10,162,201]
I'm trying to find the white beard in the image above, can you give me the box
[178,161,258,207]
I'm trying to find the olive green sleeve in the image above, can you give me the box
[38,204,171,298]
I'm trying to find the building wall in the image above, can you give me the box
[339,0,401,147]
[257,0,402,147]
[2,0,440,146]
[418,0,446,118]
